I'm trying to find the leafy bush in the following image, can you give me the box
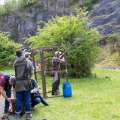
[0,0,38,15]
[84,0,99,10]
[0,0,99,16]
[28,12,100,77]
[0,32,21,66]
[70,0,99,10]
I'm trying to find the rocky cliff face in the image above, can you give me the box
[90,0,120,35]
[1,0,119,42]
[0,0,71,43]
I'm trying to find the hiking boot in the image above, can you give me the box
[26,113,32,120]
[15,113,21,120]
[52,91,55,95]
[40,97,49,106]
[55,90,60,96]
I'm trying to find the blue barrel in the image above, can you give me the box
[62,82,72,97]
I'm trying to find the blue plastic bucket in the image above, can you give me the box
[62,82,72,97]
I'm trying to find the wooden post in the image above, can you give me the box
[31,50,38,81]
[40,49,47,98]
[64,51,68,82]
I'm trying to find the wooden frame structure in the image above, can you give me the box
[31,47,55,98]
[31,47,68,98]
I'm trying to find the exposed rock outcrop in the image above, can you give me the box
[0,0,71,42]
[90,0,120,35]
[1,0,119,42]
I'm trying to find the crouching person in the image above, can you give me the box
[14,50,33,120]
[0,73,12,119]
[31,79,48,108]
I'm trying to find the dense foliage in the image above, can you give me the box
[70,0,99,11]
[0,0,99,16]
[28,12,100,77]
[84,0,99,10]
[0,32,21,66]
[0,0,38,15]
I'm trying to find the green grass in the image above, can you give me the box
[1,68,120,120]
[31,68,120,120]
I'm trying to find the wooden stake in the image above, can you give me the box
[40,49,47,98]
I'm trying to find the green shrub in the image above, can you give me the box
[70,0,99,10]
[0,0,38,15]
[28,11,100,77]
[84,0,99,10]
[0,32,21,66]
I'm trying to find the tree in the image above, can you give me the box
[28,12,100,77]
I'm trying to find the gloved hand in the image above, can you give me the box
[31,88,39,93]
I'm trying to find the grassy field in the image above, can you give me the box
[1,68,120,120]
[29,68,120,120]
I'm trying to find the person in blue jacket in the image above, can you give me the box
[30,79,48,108]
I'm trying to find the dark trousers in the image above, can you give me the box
[31,95,48,107]
[52,72,60,95]
[4,90,11,113]
[15,91,31,114]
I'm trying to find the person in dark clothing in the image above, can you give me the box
[0,73,12,119]
[52,51,65,96]
[19,79,48,117]
[31,79,48,108]
[14,50,33,120]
